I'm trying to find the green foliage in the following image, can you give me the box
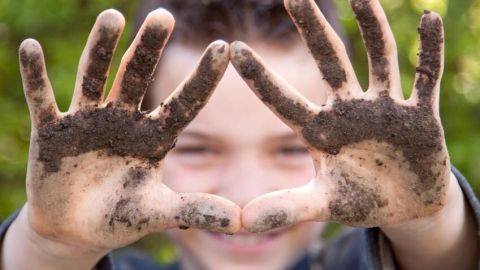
[0,0,479,264]
[337,0,480,195]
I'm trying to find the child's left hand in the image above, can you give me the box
[231,0,451,232]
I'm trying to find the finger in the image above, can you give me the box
[168,192,242,233]
[107,9,174,110]
[69,9,124,111]
[284,0,359,99]
[242,181,329,233]
[19,39,59,128]
[350,0,402,99]
[153,41,229,133]
[411,11,444,110]
[230,41,317,129]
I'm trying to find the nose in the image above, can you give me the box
[215,153,272,208]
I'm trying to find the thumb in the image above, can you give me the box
[165,192,242,234]
[242,180,330,233]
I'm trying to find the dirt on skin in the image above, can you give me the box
[233,49,315,127]
[303,12,444,209]
[254,209,290,231]
[329,171,389,223]
[174,203,231,230]
[118,26,169,106]
[302,95,445,200]
[38,104,56,124]
[36,104,176,174]
[350,0,390,84]
[19,50,46,92]
[287,0,347,90]
[162,46,222,132]
[236,7,445,220]
[36,33,224,174]
[122,166,148,189]
[107,197,150,232]
[82,26,120,102]
[20,50,58,126]
[415,11,443,104]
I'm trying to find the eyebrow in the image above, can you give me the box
[179,130,303,144]
[178,131,217,140]
[274,133,302,141]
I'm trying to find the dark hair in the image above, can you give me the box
[135,0,347,48]
[136,0,348,110]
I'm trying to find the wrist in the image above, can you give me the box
[381,171,461,236]
[380,171,479,270]
[2,205,109,270]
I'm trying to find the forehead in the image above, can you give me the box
[151,43,327,136]
[152,43,326,103]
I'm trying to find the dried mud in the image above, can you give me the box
[254,209,289,231]
[350,0,390,84]
[107,197,150,232]
[36,104,176,173]
[174,203,231,230]
[82,27,120,101]
[162,48,220,132]
[288,0,347,89]
[233,49,314,127]
[19,50,46,92]
[415,11,443,104]
[302,95,445,197]
[118,26,168,106]
[329,171,389,223]
[38,104,56,125]
[122,166,148,189]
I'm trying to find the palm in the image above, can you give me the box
[232,0,450,231]
[304,95,448,225]
[20,9,239,249]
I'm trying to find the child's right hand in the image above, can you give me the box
[18,8,240,253]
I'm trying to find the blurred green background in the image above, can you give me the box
[0,0,479,264]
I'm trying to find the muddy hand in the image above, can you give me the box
[231,0,449,232]
[19,9,240,249]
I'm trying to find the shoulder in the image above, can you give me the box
[111,248,179,270]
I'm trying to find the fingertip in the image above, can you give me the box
[419,11,444,35]
[206,40,229,61]
[418,10,444,50]
[18,38,48,93]
[210,39,228,48]
[230,41,249,54]
[421,10,442,22]
[225,204,242,233]
[242,202,294,233]
[97,9,126,32]
[208,40,228,56]
[284,0,301,11]
[284,0,316,17]
[229,41,254,66]
[146,8,175,32]
[19,38,42,59]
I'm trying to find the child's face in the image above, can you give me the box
[153,43,328,269]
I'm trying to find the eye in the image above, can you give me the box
[170,143,222,168]
[173,145,215,155]
[270,143,312,170]
[275,145,309,156]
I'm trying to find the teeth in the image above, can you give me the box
[220,234,265,245]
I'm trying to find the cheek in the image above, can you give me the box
[161,155,222,193]
[281,222,325,254]
[269,161,316,190]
